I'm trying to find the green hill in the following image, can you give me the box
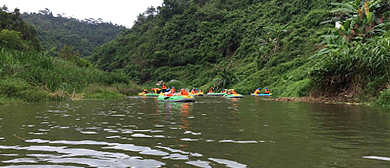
[21,8,126,57]
[90,0,390,106]
[0,6,139,105]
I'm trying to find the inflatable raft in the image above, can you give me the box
[251,93,272,96]
[206,93,226,96]
[223,94,243,98]
[190,92,204,96]
[157,95,195,102]
[138,93,160,97]
[182,95,195,102]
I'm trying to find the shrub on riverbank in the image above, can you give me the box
[374,89,390,107]
[0,48,140,104]
[0,78,49,102]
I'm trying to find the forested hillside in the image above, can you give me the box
[91,0,390,105]
[0,6,139,105]
[21,8,126,57]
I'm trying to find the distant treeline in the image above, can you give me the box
[21,8,126,57]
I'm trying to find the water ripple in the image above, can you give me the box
[209,158,247,168]
[186,160,212,168]
[363,156,390,161]
[219,140,258,144]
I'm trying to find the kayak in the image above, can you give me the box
[182,95,195,102]
[138,93,159,97]
[223,94,243,98]
[157,95,195,102]
[251,93,272,96]
[206,93,226,96]
[190,93,204,96]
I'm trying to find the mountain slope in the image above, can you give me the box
[21,8,126,57]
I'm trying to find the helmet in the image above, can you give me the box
[196,88,198,90]
[258,88,260,90]
[144,89,147,91]
[265,87,267,89]
[172,86,174,88]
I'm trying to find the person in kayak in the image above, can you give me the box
[161,82,167,93]
[165,88,173,97]
[227,89,237,95]
[195,88,199,94]
[208,87,214,93]
[171,86,176,93]
[254,88,261,94]
[142,89,148,94]
[221,89,226,93]
[191,88,196,94]
[265,87,269,94]
[181,89,189,95]
[151,88,160,94]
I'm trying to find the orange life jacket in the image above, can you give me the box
[181,90,189,95]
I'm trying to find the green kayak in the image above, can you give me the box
[206,93,226,96]
[157,95,187,102]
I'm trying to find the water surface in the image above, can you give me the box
[0,96,389,167]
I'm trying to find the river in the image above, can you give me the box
[0,96,389,167]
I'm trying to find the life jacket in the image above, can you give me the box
[181,90,189,95]
[162,84,167,90]
[152,88,159,93]
[171,88,176,93]
[265,89,269,93]
[254,90,260,94]
[209,89,213,93]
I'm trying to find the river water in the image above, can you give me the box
[0,96,389,167]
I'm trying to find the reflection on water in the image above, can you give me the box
[0,97,390,167]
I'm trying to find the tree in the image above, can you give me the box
[0,29,24,50]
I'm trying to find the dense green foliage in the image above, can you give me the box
[0,48,140,104]
[310,0,390,102]
[21,8,126,57]
[91,0,390,105]
[90,0,336,88]
[0,6,41,51]
[0,6,139,105]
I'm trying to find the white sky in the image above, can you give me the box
[2,0,163,28]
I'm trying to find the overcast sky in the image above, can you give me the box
[2,0,163,28]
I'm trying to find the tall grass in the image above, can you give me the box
[0,48,139,104]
